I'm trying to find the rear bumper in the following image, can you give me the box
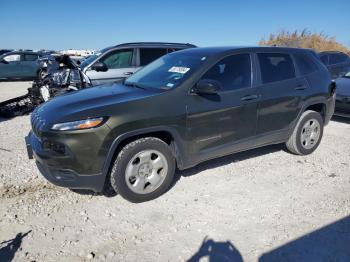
[25,132,106,192]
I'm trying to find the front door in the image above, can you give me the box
[85,48,137,85]
[186,53,259,162]
[330,54,350,79]
[22,53,39,78]
[0,53,22,79]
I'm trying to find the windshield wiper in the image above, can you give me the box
[124,82,146,89]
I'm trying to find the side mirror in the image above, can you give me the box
[91,61,108,72]
[192,79,221,95]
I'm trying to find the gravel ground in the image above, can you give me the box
[0,82,350,262]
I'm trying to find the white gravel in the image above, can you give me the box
[0,82,350,261]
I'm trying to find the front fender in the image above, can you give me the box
[101,126,188,179]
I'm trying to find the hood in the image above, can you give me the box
[35,83,159,127]
[335,77,350,96]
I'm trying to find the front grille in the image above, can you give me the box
[31,109,46,136]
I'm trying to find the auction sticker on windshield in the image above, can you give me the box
[168,66,190,74]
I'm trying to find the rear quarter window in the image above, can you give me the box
[294,53,318,75]
[258,53,296,83]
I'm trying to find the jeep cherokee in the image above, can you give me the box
[26,47,335,203]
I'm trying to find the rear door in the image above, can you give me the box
[255,52,308,143]
[186,53,259,160]
[85,48,137,85]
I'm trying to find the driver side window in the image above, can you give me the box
[201,53,251,91]
[4,54,21,62]
[100,49,133,69]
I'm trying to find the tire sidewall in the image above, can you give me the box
[111,139,175,203]
[295,111,324,155]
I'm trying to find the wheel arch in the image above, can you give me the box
[288,100,327,139]
[304,103,326,121]
[102,126,186,179]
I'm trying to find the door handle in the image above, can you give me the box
[295,84,307,90]
[240,94,259,101]
[123,72,133,76]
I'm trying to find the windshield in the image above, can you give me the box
[80,54,99,69]
[80,46,112,69]
[343,71,350,78]
[125,52,208,90]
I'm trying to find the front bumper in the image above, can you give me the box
[324,94,336,125]
[25,132,106,192]
[35,160,105,192]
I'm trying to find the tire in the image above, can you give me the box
[286,110,324,155]
[37,69,47,80]
[110,137,175,203]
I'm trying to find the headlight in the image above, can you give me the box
[51,117,106,131]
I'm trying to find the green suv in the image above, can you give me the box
[26,47,335,202]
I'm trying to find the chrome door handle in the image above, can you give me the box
[295,84,307,90]
[124,72,133,76]
[241,94,258,101]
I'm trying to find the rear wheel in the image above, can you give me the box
[110,137,175,203]
[286,110,324,155]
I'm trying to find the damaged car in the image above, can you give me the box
[0,54,91,118]
[0,42,196,118]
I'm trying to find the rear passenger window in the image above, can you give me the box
[24,54,38,61]
[258,53,295,83]
[140,48,167,66]
[294,53,318,75]
[201,54,251,91]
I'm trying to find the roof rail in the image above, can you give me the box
[113,42,196,48]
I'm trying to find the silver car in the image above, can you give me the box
[79,42,196,85]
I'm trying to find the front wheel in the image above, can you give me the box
[110,137,175,203]
[286,110,324,155]
[37,69,47,80]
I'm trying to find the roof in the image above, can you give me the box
[112,42,197,48]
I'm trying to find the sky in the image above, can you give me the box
[1,0,349,51]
